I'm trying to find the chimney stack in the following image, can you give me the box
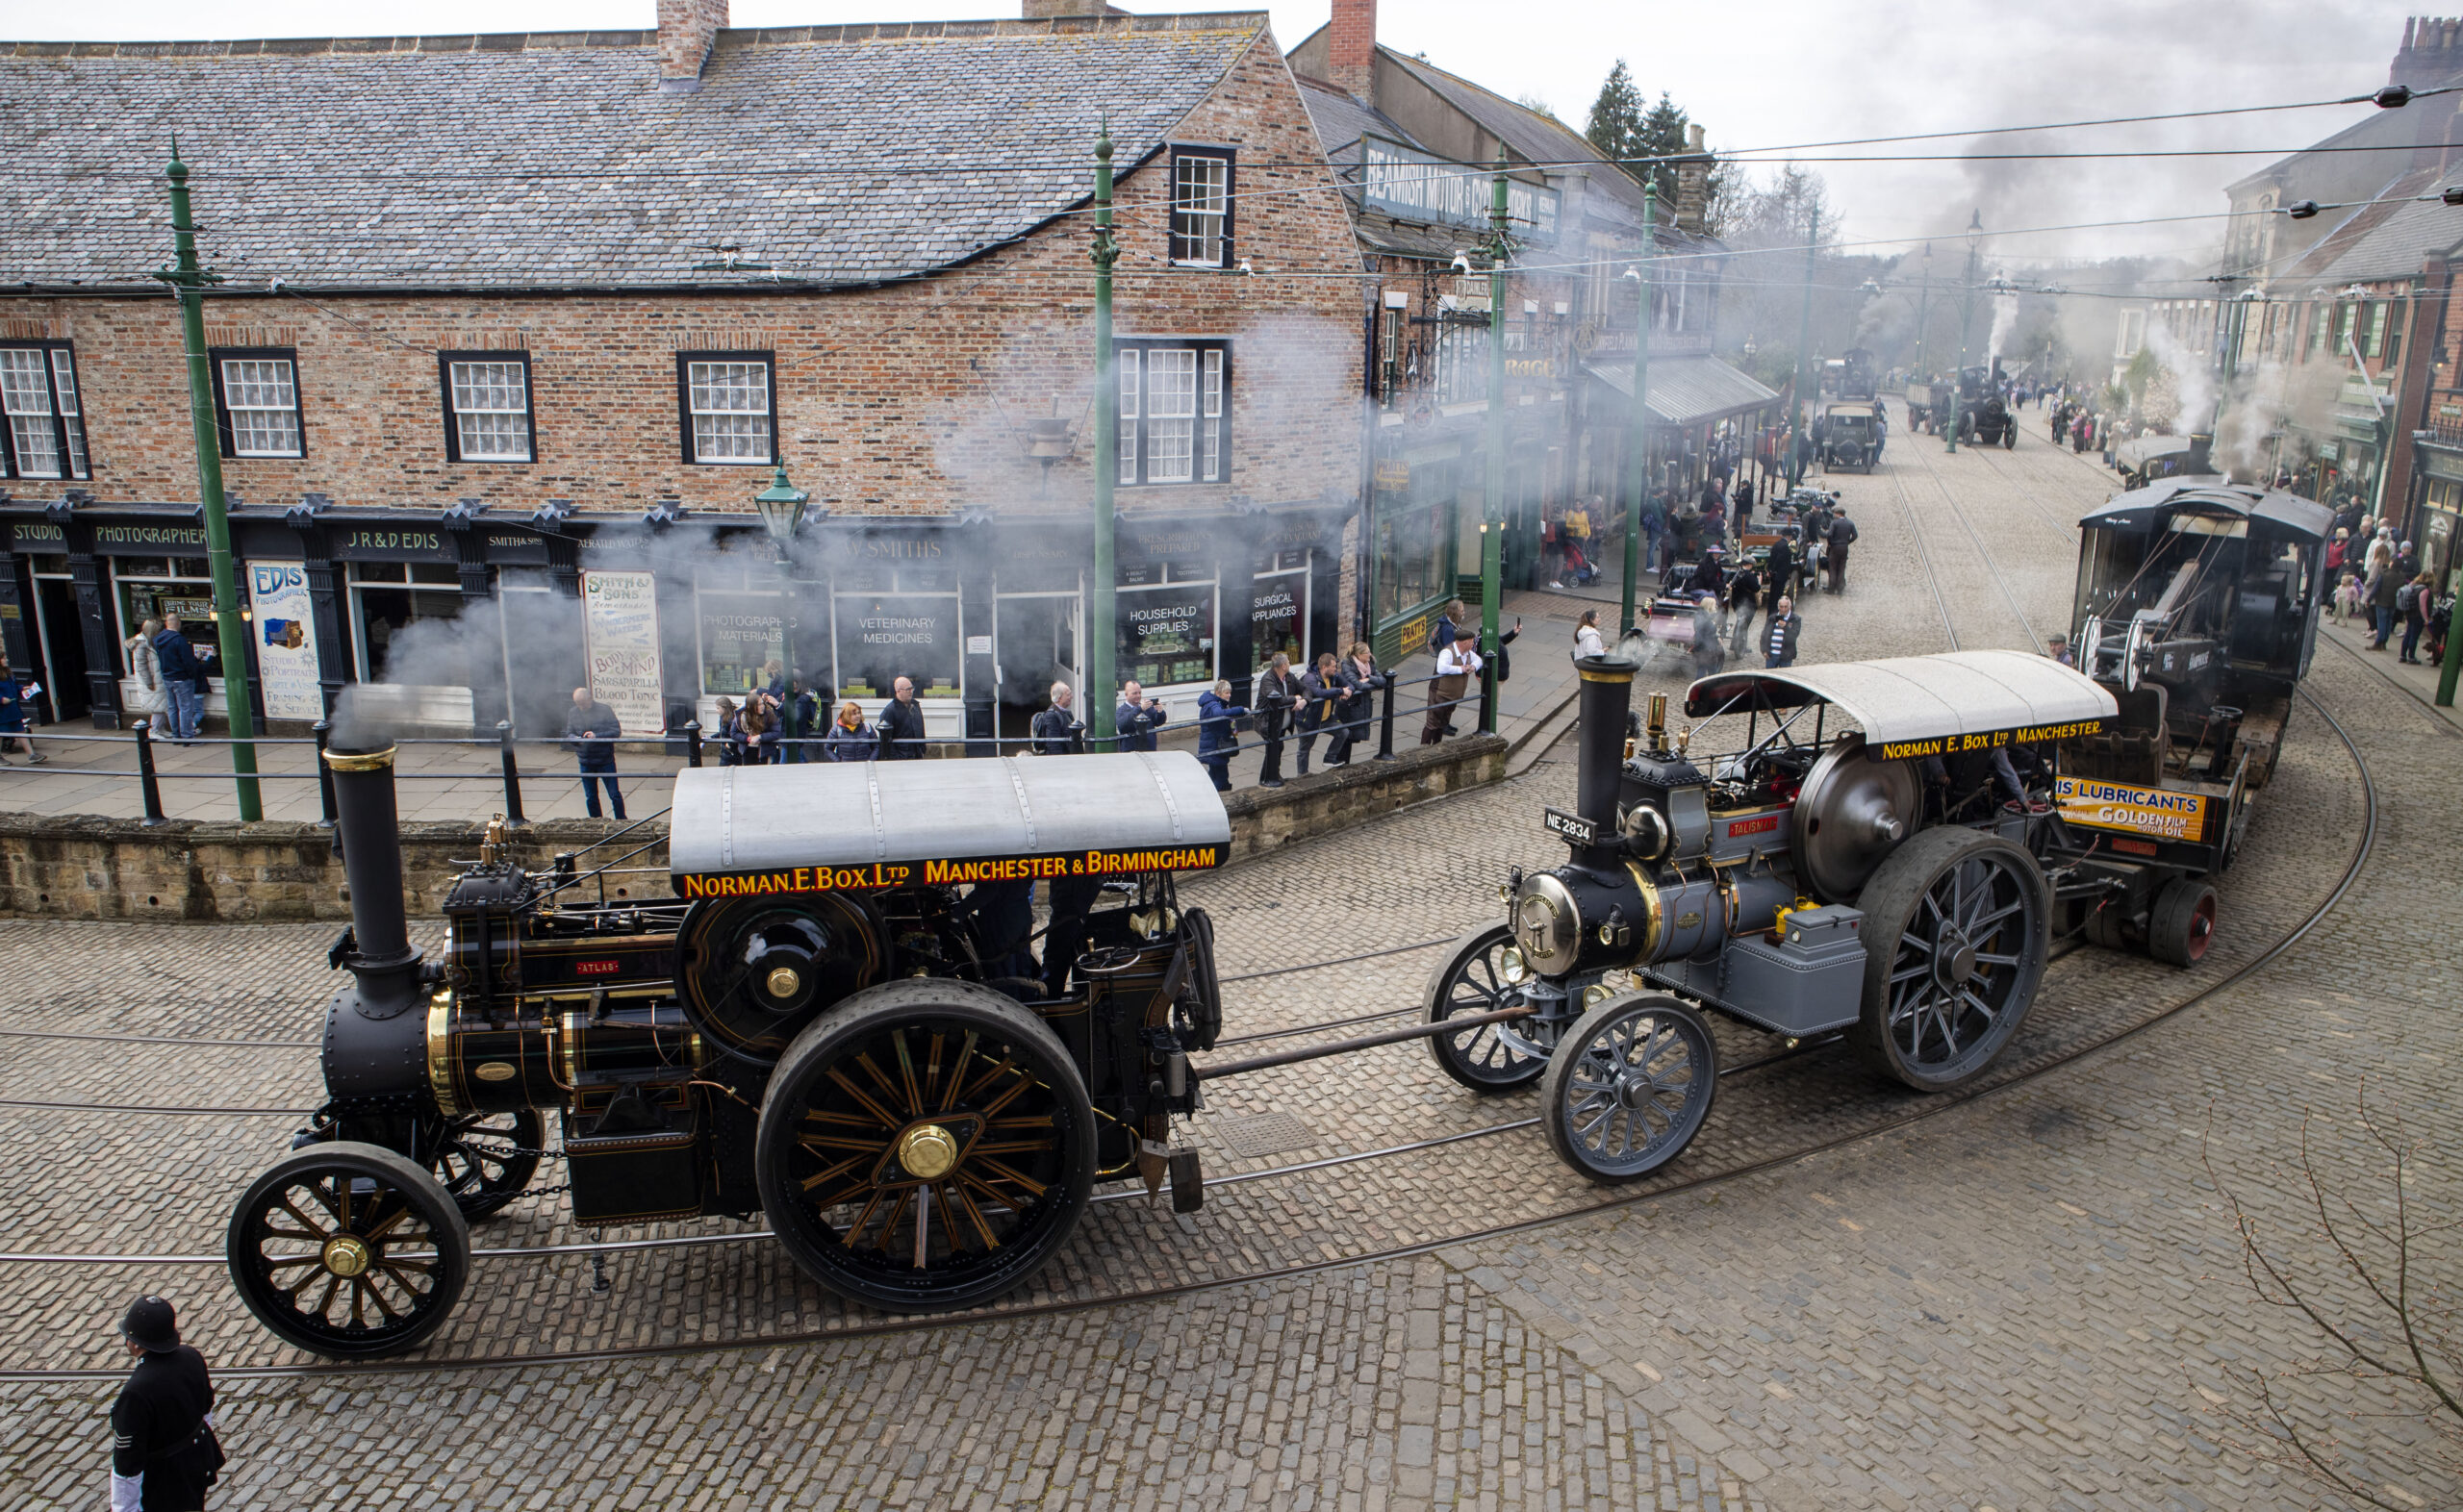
[1672,122,1711,235]
[1023,0,1117,15]
[1328,0,1377,103]
[658,0,727,91]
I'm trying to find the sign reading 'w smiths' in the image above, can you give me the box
[677,845,1224,899]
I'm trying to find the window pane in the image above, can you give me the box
[687,361,771,463]
[221,358,302,457]
[450,362,526,415]
[1200,349,1223,481]
[458,412,529,459]
[50,350,87,476]
[1173,155,1228,265]
[1147,350,1197,484]
[1118,349,1139,483]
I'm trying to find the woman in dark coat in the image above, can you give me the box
[1195,679,1251,792]
[1296,652,1345,777]
[1254,652,1298,788]
[823,699,879,762]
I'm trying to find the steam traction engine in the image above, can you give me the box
[1424,646,2119,1182]
[226,744,1231,1358]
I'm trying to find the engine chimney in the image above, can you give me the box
[657,0,727,91]
[1574,654,1638,865]
[326,743,423,1020]
[1327,0,1377,103]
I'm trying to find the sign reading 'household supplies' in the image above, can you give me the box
[1874,718,2107,762]
[678,845,1224,898]
[2053,777,2210,843]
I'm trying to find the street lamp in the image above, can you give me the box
[751,462,809,564]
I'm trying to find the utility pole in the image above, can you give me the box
[1785,205,1818,491]
[1946,210,1982,455]
[1911,242,1934,377]
[154,140,261,819]
[1087,122,1119,751]
[1480,153,1510,735]
[1620,193,1656,635]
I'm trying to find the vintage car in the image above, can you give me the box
[1819,402,1885,472]
[227,745,1238,1356]
[1426,645,2121,1181]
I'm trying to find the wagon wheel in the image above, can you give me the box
[1850,827,2048,1092]
[2146,879,2217,969]
[756,979,1096,1313]
[430,1108,544,1222]
[226,1141,470,1358]
[1537,995,1716,1183]
[1424,924,1548,1092]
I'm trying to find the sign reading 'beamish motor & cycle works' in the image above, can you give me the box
[676,845,1225,899]
[2051,777,2211,844]
[1873,718,2108,763]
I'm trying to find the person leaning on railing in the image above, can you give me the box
[1254,653,1297,787]
[1031,682,1082,756]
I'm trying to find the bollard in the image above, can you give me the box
[134,723,168,827]
[313,719,339,833]
[686,720,703,769]
[497,720,528,825]
[1376,671,1399,761]
[1479,662,1497,736]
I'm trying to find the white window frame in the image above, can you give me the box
[0,343,89,480]
[441,353,535,463]
[677,352,775,466]
[1169,147,1234,268]
[1115,340,1229,486]
[211,350,306,459]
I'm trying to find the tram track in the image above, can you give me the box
[0,686,2374,1383]
[1888,430,2051,651]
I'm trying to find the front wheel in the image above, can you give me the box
[1851,827,2048,1092]
[1538,995,1717,1182]
[226,1141,471,1358]
[1424,924,1547,1092]
[2146,879,2217,968]
[756,979,1097,1313]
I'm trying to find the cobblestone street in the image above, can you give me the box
[2,415,2452,1510]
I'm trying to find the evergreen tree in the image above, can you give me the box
[1585,62,1647,186]
[1638,91,1691,202]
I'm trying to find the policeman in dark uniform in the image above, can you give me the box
[111,1296,222,1511]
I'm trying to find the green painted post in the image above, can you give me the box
[1480,153,1510,735]
[2438,573,2462,705]
[1912,243,1933,380]
[1620,194,1656,635]
[1088,122,1119,750]
[1946,213,1981,455]
[1785,207,1817,490]
[155,140,261,819]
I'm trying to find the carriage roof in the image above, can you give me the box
[667,751,1232,894]
[2079,479,2332,542]
[1682,649,2117,753]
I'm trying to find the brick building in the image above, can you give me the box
[1286,0,1772,659]
[0,2,1364,743]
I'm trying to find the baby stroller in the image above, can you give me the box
[1557,535,1600,588]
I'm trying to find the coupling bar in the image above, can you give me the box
[1192,1004,1536,1081]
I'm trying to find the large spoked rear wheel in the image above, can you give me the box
[1425,924,1547,1092]
[226,1141,471,1358]
[431,1108,544,1222]
[1852,827,2049,1092]
[757,979,1097,1313]
[1538,995,1717,1183]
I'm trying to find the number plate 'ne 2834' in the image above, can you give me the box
[1543,807,1598,846]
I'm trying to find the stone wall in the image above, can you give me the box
[0,735,1504,920]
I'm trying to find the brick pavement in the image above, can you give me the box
[0,423,2450,1509]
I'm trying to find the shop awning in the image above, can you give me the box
[1586,356,1781,428]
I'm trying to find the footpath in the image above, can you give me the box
[0,587,1598,824]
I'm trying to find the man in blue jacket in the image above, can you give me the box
[152,615,208,744]
[564,687,626,820]
[1115,680,1167,752]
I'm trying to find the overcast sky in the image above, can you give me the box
[8,0,2430,263]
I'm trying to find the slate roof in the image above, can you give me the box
[0,16,1266,291]
[1380,51,1656,231]
[2302,165,2463,283]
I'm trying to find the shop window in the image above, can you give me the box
[1374,493,1448,625]
[347,562,467,683]
[1251,553,1308,669]
[1168,147,1234,268]
[209,349,306,459]
[676,352,774,465]
[439,353,536,463]
[832,583,959,700]
[1115,561,1216,690]
[696,586,789,697]
[114,560,217,670]
[1435,320,1487,407]
[1116,340,1229,486]
[0,342,89,480]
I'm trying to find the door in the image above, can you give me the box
[35,577,89,723]
[499,588,586,739]
[993,593,1080,748]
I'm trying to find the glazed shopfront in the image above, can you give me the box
[0,500,1347,745]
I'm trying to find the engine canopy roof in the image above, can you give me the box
[1684,649,2119,756]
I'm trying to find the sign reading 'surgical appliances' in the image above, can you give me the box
[246,562,325,721]
[582,570,665,737]
[2053,777,2210,843]
[1874,718,2107,762]
[677,844,1224,899]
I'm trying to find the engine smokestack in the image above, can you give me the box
[325,742,423,1020]
[1575,654,1638,864]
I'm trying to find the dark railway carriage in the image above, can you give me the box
[228,747,1232,1357]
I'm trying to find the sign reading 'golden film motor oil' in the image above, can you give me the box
[2053,777,2210,843]
[1874,718,2108,763]
[678,845,1224,899]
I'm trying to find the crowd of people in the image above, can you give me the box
[2321,499,2446,664]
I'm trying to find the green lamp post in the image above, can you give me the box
[751,462,809,564]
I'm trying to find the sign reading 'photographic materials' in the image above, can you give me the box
[833,594,957,698]
[676,844,1224,899]
[583,570,665,737]
[2053,776,2211,844]
[698,593,788,697]
[245,562,324,721]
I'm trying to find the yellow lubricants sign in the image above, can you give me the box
[2053,778,2210,843]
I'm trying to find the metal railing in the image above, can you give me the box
[1,668,1500,825]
